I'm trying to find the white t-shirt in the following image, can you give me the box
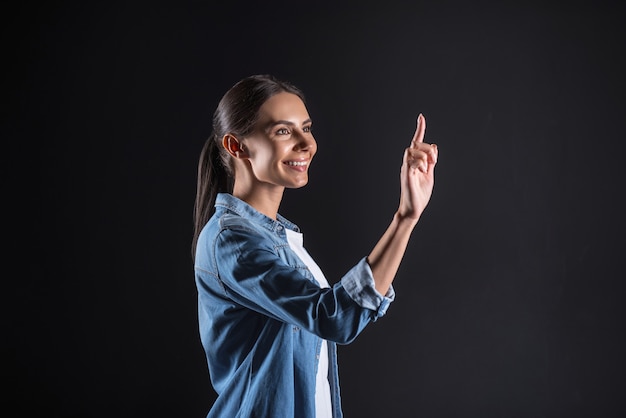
[285,229,332,418]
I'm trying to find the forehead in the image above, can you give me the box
[257,92,309,121]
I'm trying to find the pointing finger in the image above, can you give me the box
[411,113,426,146]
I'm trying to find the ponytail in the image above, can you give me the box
[192,134,231,260]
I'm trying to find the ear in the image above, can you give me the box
[222,134,248,158]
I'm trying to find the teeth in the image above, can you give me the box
[286,161,307,166]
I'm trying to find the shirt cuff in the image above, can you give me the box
[340,257,395,319]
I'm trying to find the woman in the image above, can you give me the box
[192,74,438,417]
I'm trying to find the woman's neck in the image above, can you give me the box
[232,181,284,220]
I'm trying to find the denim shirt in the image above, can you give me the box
[194,193,395,418]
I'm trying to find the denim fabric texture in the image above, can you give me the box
[194,193,395,417]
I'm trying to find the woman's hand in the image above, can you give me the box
[398,113,438,221]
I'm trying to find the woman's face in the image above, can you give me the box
[243,92,317,189]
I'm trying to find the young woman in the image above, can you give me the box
[192,74,438,418]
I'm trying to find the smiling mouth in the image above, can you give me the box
[284,161,308,167]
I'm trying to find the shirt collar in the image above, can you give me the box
[215,193,301,234]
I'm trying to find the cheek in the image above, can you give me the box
[249,145,275,164]
[251,147,285,175]
[275,144,295,160]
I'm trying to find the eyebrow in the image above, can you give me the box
[267,118,312,128]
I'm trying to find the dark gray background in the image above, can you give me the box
[8,1,625,417]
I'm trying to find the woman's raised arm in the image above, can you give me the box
[367,113,438,295]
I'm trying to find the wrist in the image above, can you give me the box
[393,211,419,229]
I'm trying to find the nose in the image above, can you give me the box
[294,130,316,152]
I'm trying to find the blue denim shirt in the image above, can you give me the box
[194,193,395,418]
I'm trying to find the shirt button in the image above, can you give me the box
[277,225,283,231]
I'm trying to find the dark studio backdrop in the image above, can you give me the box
[8,1,625,417]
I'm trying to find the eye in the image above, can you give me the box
[276,127,290,135]
[303,125,313,133]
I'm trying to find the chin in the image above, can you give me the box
[287,179,309,189]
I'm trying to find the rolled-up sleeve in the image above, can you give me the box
[340,257,395,320]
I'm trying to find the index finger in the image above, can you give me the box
[411,113,426,146]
